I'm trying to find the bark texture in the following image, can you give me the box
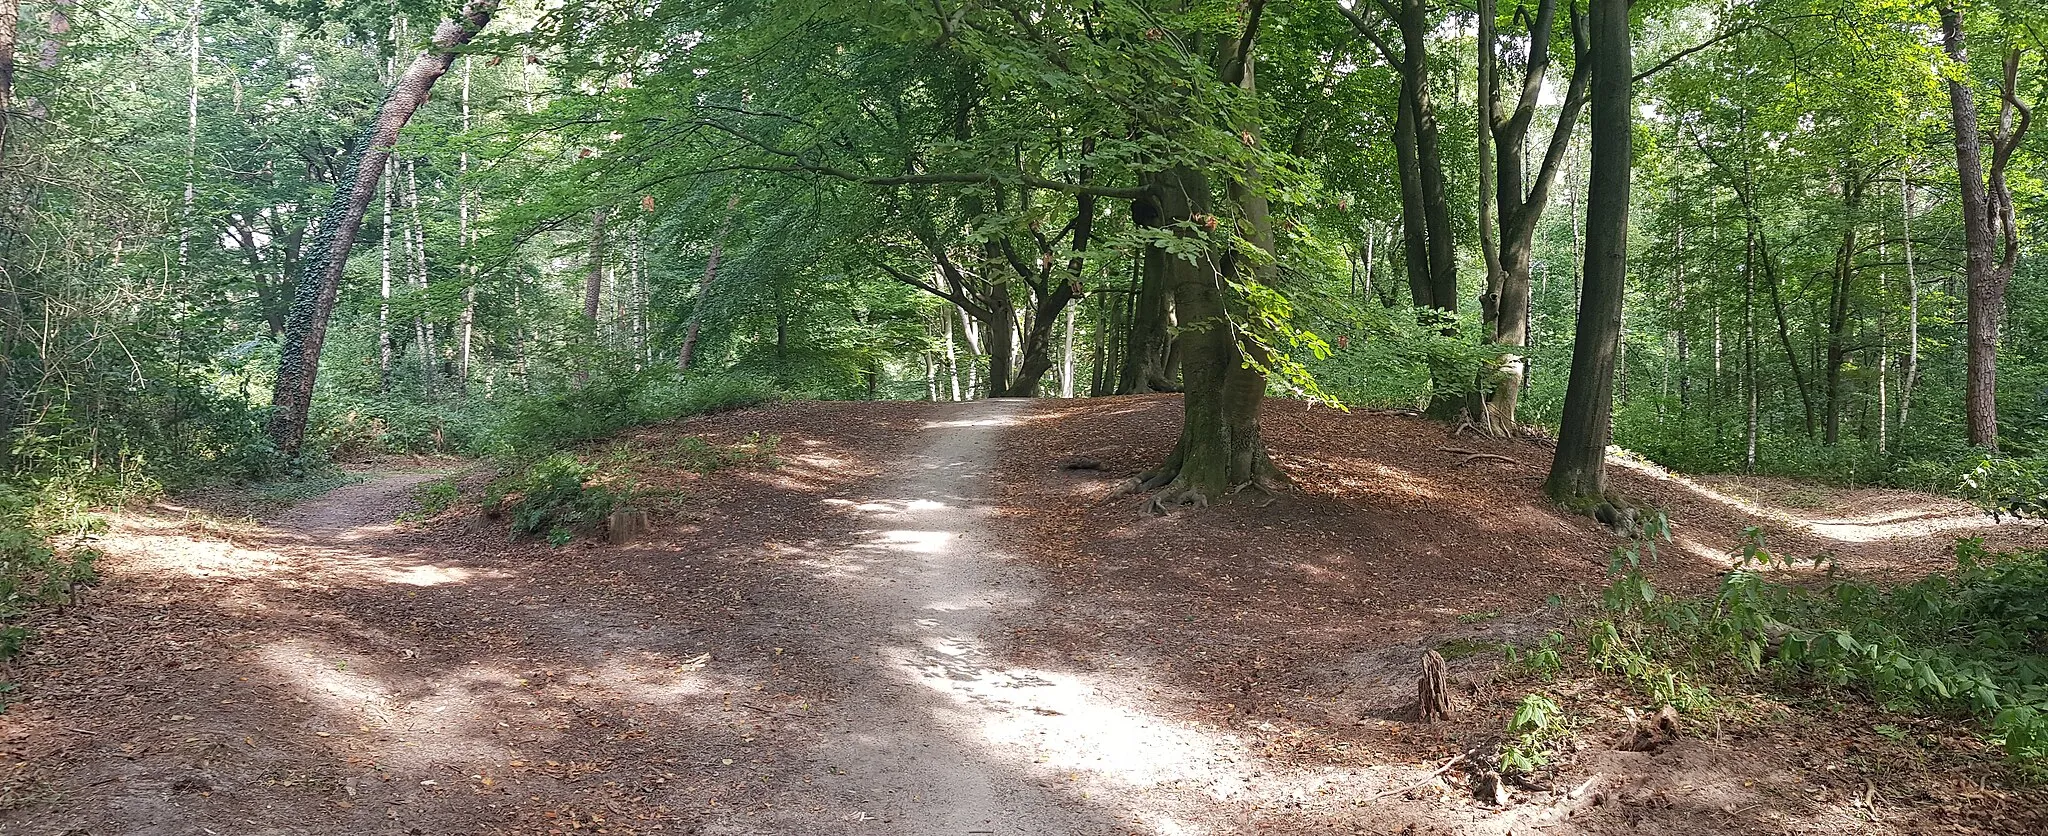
[268,0,498,455]
[1545,0,1629,504]
[1938,8,2030,451]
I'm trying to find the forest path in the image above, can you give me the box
[12,397,2038,836]
[6,399,1400,836]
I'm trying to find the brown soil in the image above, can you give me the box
[1,396,2041,836]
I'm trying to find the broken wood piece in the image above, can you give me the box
[1367,753,1467,800]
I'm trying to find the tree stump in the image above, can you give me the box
[1418,649,1453,722]
[606,509,650,545]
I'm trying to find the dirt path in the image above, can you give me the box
[2,401,1402,836]
[8,398,2042,836]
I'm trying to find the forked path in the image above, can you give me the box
[5,401,1411,836]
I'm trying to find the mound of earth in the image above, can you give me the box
[1,396,2040,836]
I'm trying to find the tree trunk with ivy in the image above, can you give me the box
[268,0,498,455]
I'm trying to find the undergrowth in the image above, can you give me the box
[0,487,101,666]
[487,454,628,545]
[1562,522,2048,774]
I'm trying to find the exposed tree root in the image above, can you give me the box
[1144,484,1212,515]
[1435,447,1525,467]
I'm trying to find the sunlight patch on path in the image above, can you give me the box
[1612,453,1994,544]
[810,401,1389,836]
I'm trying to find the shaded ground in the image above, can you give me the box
[2,396,2043,835]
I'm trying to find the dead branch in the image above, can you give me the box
[1368,753,1468,800]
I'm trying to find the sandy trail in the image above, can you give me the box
[784,400,1289,835]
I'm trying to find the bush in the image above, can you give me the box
[487,454,625,543]
[483,371,781,458]
[1583,530,2048,771]
[0,486,100,662]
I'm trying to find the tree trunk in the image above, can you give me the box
[1939,8,2028,451]
[1759,232,1816,434]
[584,206,606,322]
[1060,304,1077,397]
[1744,222,1759,472]
[178,0,200,273]
[1119,206,1177,394]
[1822,170,1863,445]
[1545,0,1629,505]
[456,55,474,392]
[1475,0,1587,435]
[679,195,739,373]
[378,160,395,389]
[1898,168,1919,430]
[1131,166,1278,508]
[406,160,436,394]
[267,0,498,455]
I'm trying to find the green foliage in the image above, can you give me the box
[484,371,781,458]
[1500,693,1571,775]
[0,487,100,663]
[673,432,781,475]
[1957,456,2048,521]
[1582,530,2048,770]
[411,479,460,519]
[489,454,625,540]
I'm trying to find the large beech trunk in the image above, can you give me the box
[1545,0,1629,504]
[268,0,498,455]
[1128,166,1278,508]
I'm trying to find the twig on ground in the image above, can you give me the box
[1369,753,1467,800]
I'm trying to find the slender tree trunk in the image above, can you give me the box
[178,0,199,273]
[406,160,436,394]
[1546,0,1629,504]
[1898,168,1919,430]
[1744,222,1758,472]
[679,195,739,372]
[957,305,982,397]
[584,207,606,322]
[267,0,499,454]
[944,300,962,401]
[1822,170,1863,445]
[456,55,474,392]
[1759,232,1816,433]
[378,159,395,389]
[1060,303,1077,397]
[1673,219,1689,407]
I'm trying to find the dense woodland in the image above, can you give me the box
[0,0,2043,523]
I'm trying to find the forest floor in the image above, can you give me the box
[3,395,2045,835]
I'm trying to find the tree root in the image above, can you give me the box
[1436,447,1524,467]
[1144,484,1211,515]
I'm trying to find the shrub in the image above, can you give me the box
[483,371,781,458]
[1583,530,2048,771]
[488,454,624,542]
[0,486,100,662]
